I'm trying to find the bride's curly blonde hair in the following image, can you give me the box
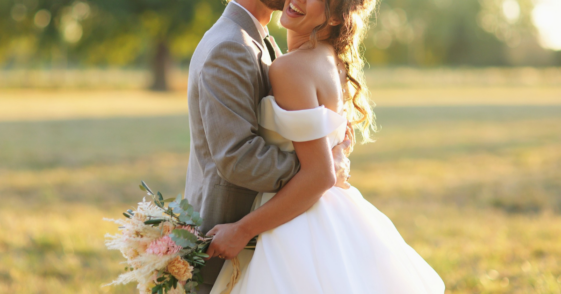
[311,0,378,146]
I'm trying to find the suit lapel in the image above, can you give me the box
[223,3,266,50]
[222,2,272,96]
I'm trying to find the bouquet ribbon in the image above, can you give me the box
[221,256,241,294]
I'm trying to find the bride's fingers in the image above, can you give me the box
[205,243,216,260]
[206,226,219,237]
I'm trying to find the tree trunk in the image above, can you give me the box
[150,41,170,91]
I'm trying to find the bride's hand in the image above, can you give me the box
[204,222,253,260]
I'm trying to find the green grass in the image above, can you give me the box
[1,89,561,293]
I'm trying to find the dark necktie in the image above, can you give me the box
[263,36,277,62]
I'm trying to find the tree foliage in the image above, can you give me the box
[0,0,556,89]
[364,0,545,66]
[1,0,224,89]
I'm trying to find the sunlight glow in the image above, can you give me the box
[502,0,520,23]
[532,0,561,50]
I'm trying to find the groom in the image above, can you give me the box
[184,0,351,292]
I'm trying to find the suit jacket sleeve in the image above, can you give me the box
[198,41,300,192]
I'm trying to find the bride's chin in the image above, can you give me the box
[280,16,301,31]
[279,15,291,28]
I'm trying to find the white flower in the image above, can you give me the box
[136,198,169,219]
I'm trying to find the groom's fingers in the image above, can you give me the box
[340,139,352,157]
[340,139,351,150]
[345,125,355,156]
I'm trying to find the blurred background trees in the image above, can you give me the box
[1,0,224,90]
[366,0,560,67]
[1,0,560,90]
[2,3,561,292]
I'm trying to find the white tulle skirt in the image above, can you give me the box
[210,186,445,294]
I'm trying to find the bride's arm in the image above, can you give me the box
[206,56,343,260]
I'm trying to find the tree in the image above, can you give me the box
[1,0,224,91]
[365,0,543,66]
[84,0,224,90]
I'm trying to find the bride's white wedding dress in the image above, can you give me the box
[210,96,445,294]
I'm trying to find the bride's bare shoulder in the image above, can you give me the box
[269,50,314,77]
[268,50,320,111]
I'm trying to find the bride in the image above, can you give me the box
[204,0,445,292]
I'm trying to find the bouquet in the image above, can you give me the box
[104,181,213,294]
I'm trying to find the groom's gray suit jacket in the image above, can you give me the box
[184,2,300,289]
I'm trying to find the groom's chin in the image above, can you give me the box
[261,0,285,11]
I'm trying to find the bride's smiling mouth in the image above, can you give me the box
[287,2,305,17]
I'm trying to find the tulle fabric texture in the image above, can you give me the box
[210,96,445,294]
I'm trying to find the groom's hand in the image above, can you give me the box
[205,222,252,260]
[333,139,352,189]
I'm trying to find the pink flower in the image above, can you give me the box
[146,236,182,256]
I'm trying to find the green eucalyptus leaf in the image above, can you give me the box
[151,284,161,294]
[170,229,198,248]
[186,205,194,215]
[157,191,164,201]
[144,219,164,225]
[170,236,193,248]
[168,201,179,209]
[123,212,131,218]
[141,181,154,196]
[178,214,195,225]
[185,281,194,289]
[175,193,183,203]
[194,252,209,258]
[179,199,190,211]
[191,211,202,226]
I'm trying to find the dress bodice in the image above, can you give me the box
[257,96,347,151]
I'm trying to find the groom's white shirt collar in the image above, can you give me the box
[231,0,269,39]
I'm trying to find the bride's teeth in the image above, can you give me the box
[289,3,304,15]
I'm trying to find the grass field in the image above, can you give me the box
[1,83,561,293]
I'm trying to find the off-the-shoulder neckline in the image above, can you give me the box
[264,96,346,120]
